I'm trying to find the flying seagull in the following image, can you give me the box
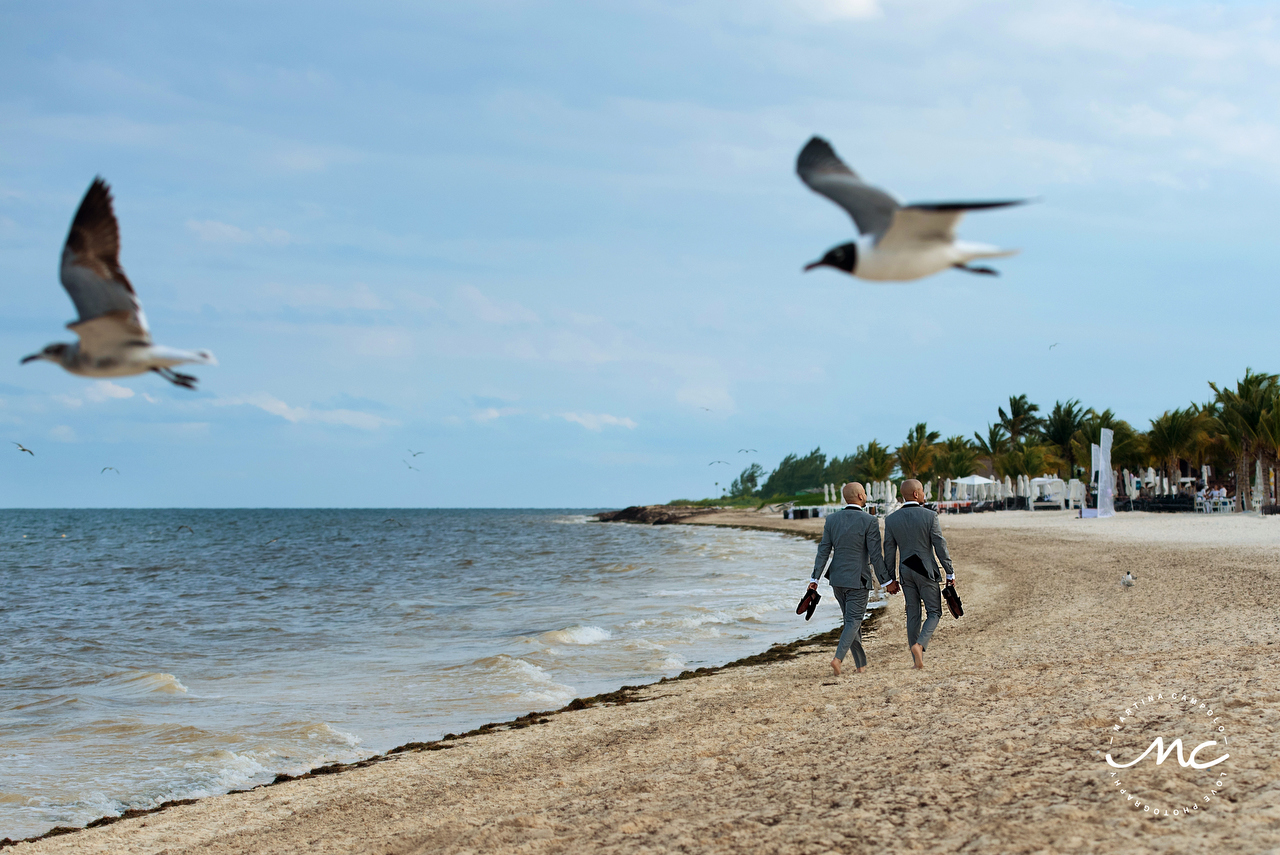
[12,442,33,456]
[796,137,1027,281]
[384,518,404,526]
[21,178,217,388]
[101,466,119,474]
[1049,343,1059,350]
[738,448,757,453]
[403,459,420,471]
[709,460,729,466]
[408,449,425,457]
[176,525,194,534]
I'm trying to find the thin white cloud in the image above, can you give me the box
[85,381,136,403]
[473,407,522,422]
[793,0,880,22]
[458,285,539,325]
[55,381,137,408]
[187,219,293,245]
[217,393,396,430]
[49,425,76,442]
[560,412,637,431]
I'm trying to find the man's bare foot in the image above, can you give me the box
[831,658,842,676]
[855,666,865,673]
[910,644,924,669]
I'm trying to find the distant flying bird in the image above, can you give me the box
[12,442,33,456]
[709,460,729,466]
[21,178,217,389]
[403,459,419,471]
[384,518,403,526]
[699,407,712,412]
[101,466,119,474]
[738,448,757,453]
[408,449,425,457]
[1049,343,1059,350]
[796,137,1027,281]
[265,537,280,545]
[176,525,194,534]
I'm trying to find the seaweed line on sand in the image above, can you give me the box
[1,592,865,849]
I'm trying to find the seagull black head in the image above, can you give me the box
[804,242,858,274]
[21,343,70,365]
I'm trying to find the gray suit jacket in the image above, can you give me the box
[883,503,954,583]
[812,506,889,589]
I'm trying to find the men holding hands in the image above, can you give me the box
[810,479,957,672]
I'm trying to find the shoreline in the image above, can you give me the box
[2,514,850,850]
[12,508,1280,854]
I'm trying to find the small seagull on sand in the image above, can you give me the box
[101,466,119,474]
[408,449,425,457]
[177,525,194,534]
[1121,571,1136,588]
[796,136,1028,281]
[403,459,420,471]
[709,460,729,466]
[21,178,216,389]
[13,442,34,456]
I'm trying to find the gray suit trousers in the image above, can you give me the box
[901,564,942,651]
[832,586,869,668]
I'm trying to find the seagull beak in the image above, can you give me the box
[803,260,823,272]
[20,353,41,364]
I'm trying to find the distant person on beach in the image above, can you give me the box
[806,482,893,677]
[882,479,955,670]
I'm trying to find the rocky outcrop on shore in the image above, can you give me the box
[593,505,719,525]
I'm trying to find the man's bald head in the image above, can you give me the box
[901,479,925,503]
[842,482,866,505]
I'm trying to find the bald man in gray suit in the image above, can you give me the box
[882,478,956,670]
[807,482,894,676]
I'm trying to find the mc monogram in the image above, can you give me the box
[1106,737,1229,770]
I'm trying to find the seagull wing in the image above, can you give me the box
[59,178,150,335]
[796,137,899,239]
[877,200,1027,251]
[67,311,152,354]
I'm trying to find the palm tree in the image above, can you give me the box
[933,435,978,480]
[1070,409,1145,476]
[852,440,895,483]
[996,441,1059,479]
[895,422,940,480]
[1039,400,1085,479]
[1210,368,1280,511]
[998,394,1043,443]
[1145,408,1203,495]
[973,424,1008,477]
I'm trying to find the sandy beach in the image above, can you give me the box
[10,509,1280,854]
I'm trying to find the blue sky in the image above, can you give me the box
[2,0,1279,507]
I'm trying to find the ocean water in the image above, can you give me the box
[0,509,828,839]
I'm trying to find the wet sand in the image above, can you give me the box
[11,509,1280,854]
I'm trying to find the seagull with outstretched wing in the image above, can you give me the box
[21,178,216,388]
[709,460,729,466]
[738,448,757,453]
[13,442,33,456]
[796,137,1028,281]
[101,466,119,474]
[408,449,425,457]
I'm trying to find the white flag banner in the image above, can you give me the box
[1098,428,1115,518]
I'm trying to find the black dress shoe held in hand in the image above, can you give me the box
[796,588,821,621]
[943,585,964,619]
